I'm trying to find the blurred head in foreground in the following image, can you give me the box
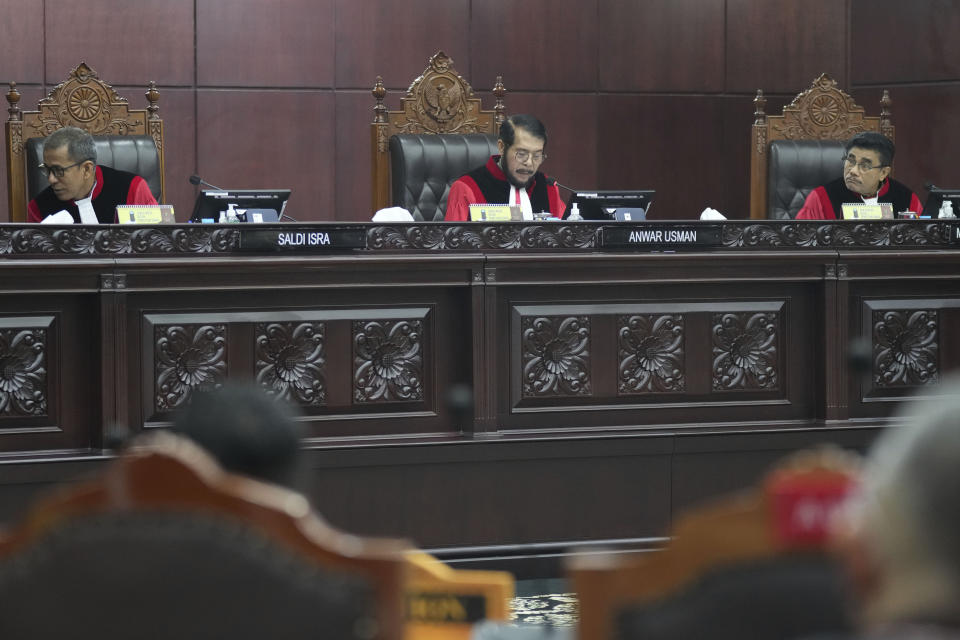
[836,377,960,630]
[172,382,304,490]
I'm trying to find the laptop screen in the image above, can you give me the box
[190,189,291,223]
[567,190,655,221]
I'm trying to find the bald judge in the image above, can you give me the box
[444,114,566,221]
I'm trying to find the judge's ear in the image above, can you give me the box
[497,139,505,156]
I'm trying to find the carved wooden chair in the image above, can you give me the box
[0,432,407,640]
[5,62,165,223]
[570,447,860,640]
[750,73,894,219]
[371,51,506,221]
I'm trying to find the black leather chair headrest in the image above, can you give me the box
[389,133,500,221]
[26,135,161,202]
[767,139,846,219]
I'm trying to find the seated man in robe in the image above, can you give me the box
[795,131,922,220]
[444,114,566,221]
[27,126,157,223]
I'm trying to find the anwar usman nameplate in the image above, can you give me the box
[239,226,366,252]
[599,224,722,250]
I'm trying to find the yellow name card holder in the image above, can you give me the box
[468,204,521,221]
[116,204,176,224]
[841,202,893,220]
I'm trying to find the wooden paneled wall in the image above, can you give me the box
[2,1,958,222]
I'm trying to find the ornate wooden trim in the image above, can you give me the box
[0,221,956,256]
[371,51,506,212]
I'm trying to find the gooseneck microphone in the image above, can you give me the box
[189,174,225,190]
[553,180,577,194]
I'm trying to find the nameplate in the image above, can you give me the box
[117,204,175,224]
[406,592,487,623]
[599,224,722,250]
[239,226,366,251]
[469,204,520,221]
[841,203,893,219]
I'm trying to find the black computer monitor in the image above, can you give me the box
[190,189,292,223]
[922,187,960,218]
[567,190,655,221]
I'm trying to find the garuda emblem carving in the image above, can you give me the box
[424,78,463,124]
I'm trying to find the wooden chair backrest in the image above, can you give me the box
[749,73,894,219]
[371,51,506,213]
[570,449,860,640]
[5,61,165,222]
[0,432,408,640]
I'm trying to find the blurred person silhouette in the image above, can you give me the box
[817,377,960,639]
[171,382,305,490]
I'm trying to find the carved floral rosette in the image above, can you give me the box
[0,327,47,416]
[618,314,685,394]
[771,73,871,141]
[521,316,591,397]
[27,62,144,138]
[872,309,939,388]
[712,312,779,391]
[353,319,424,403]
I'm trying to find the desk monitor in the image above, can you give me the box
[190,189,291,223]
[568,190,655,221]
[922,187,960,218]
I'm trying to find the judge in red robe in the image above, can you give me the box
[445,114,566,221]
[796,132,921,220]
[27,126,156,224]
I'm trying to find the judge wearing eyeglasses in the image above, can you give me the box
[27,126,156,223]
[795,131,922,220]
[444,114,566,221]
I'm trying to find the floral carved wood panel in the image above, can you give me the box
[872,309,939,388]
[353,319,424,403]
[712,312,780,391]
[155,324,227,412]
[617,314,685,394]
[0,327,47,417]
[255,322,326,406]
[521,316,591,397]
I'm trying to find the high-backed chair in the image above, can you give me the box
[750,73,894,219]
[0,432,407,640]
[371,51,506,221]
[5,62,165,223]
[569,447,860,640]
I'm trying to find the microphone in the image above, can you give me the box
[189,174,225,191]
[553,179,577,194]
[924,181,940,192]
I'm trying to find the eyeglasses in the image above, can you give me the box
[39,159,90,178]
[843,155,886,173]
[513,150,546,164]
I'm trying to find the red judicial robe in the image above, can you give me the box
[445,155,566,221]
